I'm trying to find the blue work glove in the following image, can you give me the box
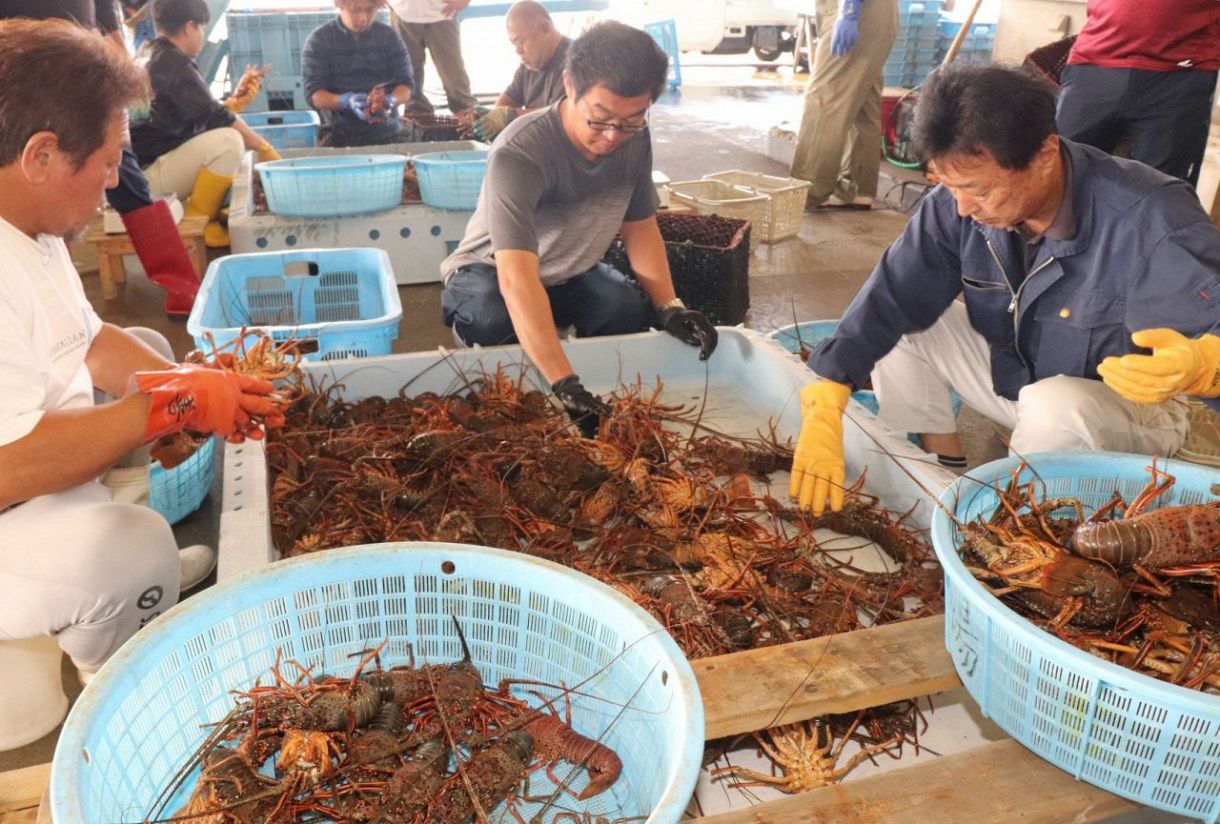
[338,92,371,122]
[830,0,862,57]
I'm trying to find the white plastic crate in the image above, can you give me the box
[666,179,768,251]
[703,169,811,243]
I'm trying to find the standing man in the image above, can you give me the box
[0,20,286,680]
[790,0,898,209]
[1056,0,1219,187]
[0,0,202,315]
[790,63,1219,515]
[473,0,571,142]
[440,21,717,437]
[387,0,477,115]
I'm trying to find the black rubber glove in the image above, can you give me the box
[658,305,718,360]
[551,374,610,438]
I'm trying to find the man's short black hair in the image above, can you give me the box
[566,20,668,103]
[914,62,1058,170]
[153,0,210,36]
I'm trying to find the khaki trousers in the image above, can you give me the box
[142,127,245,201]
[790,0,898,201]
[391,13,477,114]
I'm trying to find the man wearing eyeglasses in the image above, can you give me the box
[440,20,718,438]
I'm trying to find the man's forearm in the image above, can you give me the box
[621,217,676,308]
[86,323,175,398]
[495,250,575,384]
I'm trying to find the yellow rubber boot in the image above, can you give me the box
[185,166,234,248]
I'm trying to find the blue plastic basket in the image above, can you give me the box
[148,436,216,526]
[255,154,407,218]
[932,453,1220,821]
[242,110,319,149]
[412,149,488,210]
[50,543,703,824]
[186,248,402,361]
[645,19,682,90]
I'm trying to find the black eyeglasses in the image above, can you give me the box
[580,99,649,133]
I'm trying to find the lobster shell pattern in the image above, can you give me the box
[1072,503,1220,569]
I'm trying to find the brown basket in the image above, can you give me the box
[1023,35,1076,87]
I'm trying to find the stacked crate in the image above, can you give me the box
[882,0,943,88]
[935,19,997,65]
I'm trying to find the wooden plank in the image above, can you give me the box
[697,615,961,740]
[0,763,48,817]
[690,739,1138,824]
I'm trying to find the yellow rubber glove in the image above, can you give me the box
[224,66,263,113]
[1098,329,1220,404]
[256,141,281,163]
[789,380,851,516]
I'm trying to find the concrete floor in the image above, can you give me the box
[0,73,1011,774]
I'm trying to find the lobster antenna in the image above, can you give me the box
[451,614,472,663]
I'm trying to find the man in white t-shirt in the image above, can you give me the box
[387,0,478,115]
[0,20,285,682]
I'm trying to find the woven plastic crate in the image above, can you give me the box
[412,149,489,210]
[602,212,751,325]
[187,247,402,361]
[702,170,810,243]
[242,110,319,150]
[148,437,216,526]
[932,452,1220,821]
[50,543,703,824]
[667,179,767,251]
[255,154,407,218]
[401,111,465,142]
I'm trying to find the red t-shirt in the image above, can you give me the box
[1069,0,1220,71]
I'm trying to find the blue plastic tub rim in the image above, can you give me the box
[412,148,489,167]
[932,450,1220,720]
[50,542,704,824]
[255,153,407,174]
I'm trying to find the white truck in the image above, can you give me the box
[612,0,803,62]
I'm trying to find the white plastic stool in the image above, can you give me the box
[0,636,69,751]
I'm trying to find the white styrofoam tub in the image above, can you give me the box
[228,141,487,286]
[219,328,954,579]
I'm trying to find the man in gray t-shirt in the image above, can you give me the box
[440,21,717,438]
[472,1,569,142]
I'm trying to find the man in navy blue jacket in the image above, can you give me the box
[791,63,1220,515]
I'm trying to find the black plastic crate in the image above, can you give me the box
[603,212,750,325]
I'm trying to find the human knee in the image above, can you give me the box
[79,503,177,578]
[1011,376,1095,452]
[203,128,245,176]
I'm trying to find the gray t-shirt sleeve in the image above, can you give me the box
[502,65,526,107]
[624,138,659,221]
[486,147,546,254]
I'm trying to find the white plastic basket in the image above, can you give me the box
[666,179,767,250]
[702,170,810,243]
[932,452,1220,821]
[51,543,703,824]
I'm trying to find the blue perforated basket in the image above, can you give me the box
[255,154,406,217]
[932,452,1220,821]
[148,436,216,526]
[187,247,402,361]
[242,110,320,149]
[412,149,488,210]
[50,543,703,824]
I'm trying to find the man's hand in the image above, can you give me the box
[789,380,851,516]
[551,374,610,439]
[658,302,718,360]
[338,92,372,121]
[474,106,516,141]
[136,365,287,443]
[225,65,265,113]
[1098,329,1220,404]
[831,0,862,56]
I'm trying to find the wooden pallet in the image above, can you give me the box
[0,615,1138,823]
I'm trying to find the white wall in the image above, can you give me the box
[992,0,1087,64]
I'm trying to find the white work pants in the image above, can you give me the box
[871,302,1192,456]
[143,127,244,201]
[0,327,180,674]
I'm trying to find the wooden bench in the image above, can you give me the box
[83,215,209,300]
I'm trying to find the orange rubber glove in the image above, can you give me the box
[136,365,286,443]
[256,141,281,163]
[1098,330,1220,404]
[224,66,263,113]
[789,380,851,516]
